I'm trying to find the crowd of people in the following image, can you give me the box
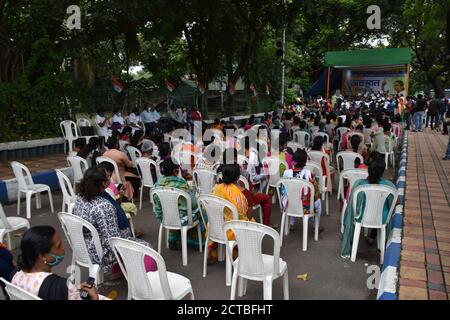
[2,89,449,300]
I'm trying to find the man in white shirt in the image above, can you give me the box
[95,108,111,138]
[127,107,144,134]
[111,108,125,132]
[140,104,160,135]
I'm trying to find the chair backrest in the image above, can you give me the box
[293,131,310,148]
[287,141,304,153]
[126,146,142,167]
[363,128,373,144]
[238,175,250,189]
[352,185,398,228]
[198,195,238,243]
[10,161,33,192]
[312,132,330,145]
[109,238,175,300]
[307,151,330,174]
[337,127,351,142]
[0,278,42,300]
[262,157,288,185]
[57,212,103,267]
[119,140,129,153]
[304,161,325,191]
[373,134,393,153]
[392,123,401,139]
[237,155,249,169]
[0,203,12,230]
[55,169,75,200]
[223,221,282,278]
[95,156,123,184]
[347,132,365,147]
[60,120,78,139]
[151,187,193,228]
[136,157,157,187]
[276,178,314,216]
[193,169,216,195]
[338,169,369,200]
[67,156,89,182]
[336,151,364,173]
[77,118,92,128]
[104,187,116,199]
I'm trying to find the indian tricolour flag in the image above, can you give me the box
[111,75,124,93]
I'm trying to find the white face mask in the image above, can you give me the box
[118,113,122,117]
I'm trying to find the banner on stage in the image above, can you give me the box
[342,69,407,96]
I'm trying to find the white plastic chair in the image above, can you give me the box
[67,156,89,190]
[337,169,369,233]
[0,278,41,300]
[293,131,310,148]
[95,156,123,184]
[287,142,304,153]
[223,221,289,300]
[276,178,318,250]
[11,161,54,219]
[363,128,373,149]
[336,127,351,151]
[347,132,365,147]
[198,195,238,286]
[312,132,330,145]
[126,146,142,168]
[151,187,203,266]
[262,157,289,203]
[57,212,104,285]
[119,140,129,153]
[373,134,395,169]
[307,149,332,197]
[55,169,76,213]
[350,185,398,265]
[109,237,194,300]
[76,118,98,143]
[60,120,79,154]
[135,158,157,210]
[336,151,364,174]
[0,203,30,250]
[304,161,328,217]
[193,168,216,195]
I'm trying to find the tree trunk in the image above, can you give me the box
[428,73,444,97]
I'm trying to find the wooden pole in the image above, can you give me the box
[405,64,410,97]
[326,65,331,99]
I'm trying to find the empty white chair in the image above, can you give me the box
[336,151,364,174]
[0,203,30,250]
[57,212,104,285]
[126,146,142,168]
[60,120,79,154]
[55,169,76,213]
[198,195,238,286]
[223,221,289,300]
[276,178,318,250]
[95,156,123,184]
[11,161,54,219]
[135,158,157,210]
[293,131,310,148]
[151,187,203,266]
[373,134,395,169]
[0,278,41,300]
[67,156,89,190]
[193,168,216,195]
[109,237,194,300]
[350,185,398,265]
[304,161,328,216]
[337,169,369,233]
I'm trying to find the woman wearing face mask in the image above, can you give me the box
[11,226,106,300]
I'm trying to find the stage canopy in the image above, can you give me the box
[305,47,412,98]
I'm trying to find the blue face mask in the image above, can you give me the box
[47,253,65,267]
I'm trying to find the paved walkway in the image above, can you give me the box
[0,154,67,180]
[399,129,450,300]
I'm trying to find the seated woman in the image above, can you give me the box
[341,153,397,258]
[11,226,106,300]
[281,149,323,232]
[130,130,145,151]
[308,136,334,193]
[153,159,206,250]
[102,137,140,199]
[73,167,155,280]
[77,137,101,168]
[119,126,132,143]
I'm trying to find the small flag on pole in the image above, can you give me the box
[166,80,176,92]
[111,75,124,93]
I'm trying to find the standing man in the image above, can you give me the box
[427,97,440,130]
[140,104,160,135]
[413,94,425,132]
